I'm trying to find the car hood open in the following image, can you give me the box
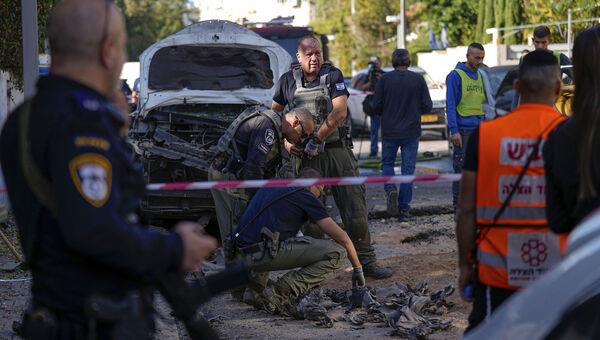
[138,20,291,118]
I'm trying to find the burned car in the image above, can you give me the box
[129,20,291,225]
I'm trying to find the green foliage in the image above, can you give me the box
[0,0,57,90]
[117,0,198,61]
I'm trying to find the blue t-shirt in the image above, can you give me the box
[234,187,329,246]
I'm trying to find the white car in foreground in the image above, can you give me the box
[347,66,447,138]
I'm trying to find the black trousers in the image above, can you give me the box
[465,282,515,334]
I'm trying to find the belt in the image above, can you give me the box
[238,242,264,255]
[324,140,344,149]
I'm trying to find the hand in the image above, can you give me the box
[458,264,474,302]
[303,137,322,158]
[176,222,218,272]
[284,140,303,157]
[352,266,366,288]
[451,132,462,148]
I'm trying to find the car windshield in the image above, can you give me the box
[416,71,435,89]
[148,46,274,91]
[485,67,514,97]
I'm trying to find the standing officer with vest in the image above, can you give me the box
[209,107,315,243]
[456,50,568,333]
[272,35,392,279]
[445,42,486,212]
[0,1,218,338]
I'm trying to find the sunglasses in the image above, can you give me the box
[296,116,309,139]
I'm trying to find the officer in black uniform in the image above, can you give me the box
[0,1,217,338]
[209,107,315,243]
[272,35,392,279]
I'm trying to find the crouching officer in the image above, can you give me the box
[0,1,217,338]
[209,107,315,243]
[230,167,365,313]
[272,35,392,279]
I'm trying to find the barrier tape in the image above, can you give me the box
[146,174,462,191]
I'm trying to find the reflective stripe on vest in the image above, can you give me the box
[475,104,567,289]
[454,68,485,117]
[290,67,339,142]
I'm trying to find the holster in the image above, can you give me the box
[84,291,151,340]
[222,235,237,262]
[260,227,280,259]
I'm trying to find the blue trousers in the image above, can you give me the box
[369,115,380,156]
[381,137,419,210]
[452,130,474,208]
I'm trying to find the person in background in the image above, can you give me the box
[372,49,432,220]
[456,50,567,333]
[445,43,486,215]
[544,26,600,234]
[360,56,385,159]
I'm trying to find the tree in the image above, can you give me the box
[116,0,198,61]
[0,0,58,89]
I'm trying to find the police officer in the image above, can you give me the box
[231,167,365,313]
[272,35,391,279]
[0,1,217,338]
[209,107,315,243]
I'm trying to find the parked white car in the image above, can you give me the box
[347,66,447,138]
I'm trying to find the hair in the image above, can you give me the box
[48,0,113,62]
[467,42,485,53]
[286,107,313,124]
[297,35,321,52]
[391,48,410,68]
[299,167,322,179]
[518,50,560,99]
[533,25,552,39]
[571,26,600,200]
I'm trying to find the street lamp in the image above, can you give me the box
[385,0,406,49]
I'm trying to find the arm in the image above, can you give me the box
[445,71,461,135]
[316,217,361,269]
[456,170,477,301]
[372,77,384,116]
[543,135,574,233]
[271,101,284,113]
[317,95,348,141]
[51,126,184,278]
[420,76,433,115]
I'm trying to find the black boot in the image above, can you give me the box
[363,263,393,279]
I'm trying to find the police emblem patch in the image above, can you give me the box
[335,82,346,90]
[68,153,112,207]
[264,129,275,145]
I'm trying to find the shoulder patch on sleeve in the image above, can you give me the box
[74,136,110,150]
[68,153,112,208]
[264,128,275,145]
[335,82,346,91]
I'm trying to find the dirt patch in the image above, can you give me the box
[401,229,453,244]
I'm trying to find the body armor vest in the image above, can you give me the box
[289,67,339,142]
[216,106,282,162]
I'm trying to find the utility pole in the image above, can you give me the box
[567,9,573,58]
[351,0,356,73]
[386,0,406,49]
[21,0,39,99]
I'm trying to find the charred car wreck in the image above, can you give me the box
[129,20,291,225]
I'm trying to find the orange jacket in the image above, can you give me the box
[475,104,567,290]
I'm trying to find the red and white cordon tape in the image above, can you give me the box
[146,174,462,191]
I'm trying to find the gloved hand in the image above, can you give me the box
[303,136,322,158]
[352,266,366,288]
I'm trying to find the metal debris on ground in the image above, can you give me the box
[281,282,454,337]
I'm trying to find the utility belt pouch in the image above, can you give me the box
[85,292,150,340]
[260,227,280,258]
[20,306,58,340]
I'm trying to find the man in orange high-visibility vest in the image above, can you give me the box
[456,50,568,333]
